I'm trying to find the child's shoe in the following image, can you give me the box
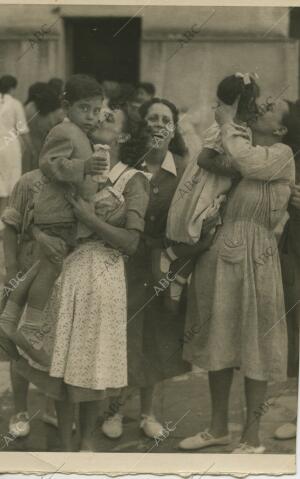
[9,412,30,438]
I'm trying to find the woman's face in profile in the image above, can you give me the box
[144,103,175,150]
[90,108,126,145]
[251,99,289,136]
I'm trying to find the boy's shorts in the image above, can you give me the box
[36,223,77,248]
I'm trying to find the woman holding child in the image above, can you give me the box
[180,92,299,453]
[12,75,150,451]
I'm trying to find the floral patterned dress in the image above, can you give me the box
[183,123,295,381]
[14,163,150,402]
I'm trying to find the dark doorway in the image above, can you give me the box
[289,7,300,96]
[65,17,141,84]
[289,6,300,38]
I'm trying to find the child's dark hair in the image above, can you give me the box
[282,99,300,163]
[217,73,260,123]
[63,74,103,104]
[35,84,62,116]
[0,75,17,95]
[137,82,156,97]
[48,77,64,99]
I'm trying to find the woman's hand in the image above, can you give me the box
[95,197,117,220]
[36,230,67,264]
[215,97,240,126]
[290,183,300,209]
[67,196,96,226]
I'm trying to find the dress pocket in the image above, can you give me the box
[219,233,246,263]
[218,234,246,281]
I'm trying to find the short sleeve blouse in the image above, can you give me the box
[2,169,43,235]
[122,172,150,233]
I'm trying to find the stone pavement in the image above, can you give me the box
[0,362,298,453]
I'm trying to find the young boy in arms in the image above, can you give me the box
[0,74,108,366]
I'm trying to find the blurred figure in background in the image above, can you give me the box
[101,80,122,108]
[0,75,30,224]
[22,82,64,173]
[135,82,156,106]
[115,83,141,135]
[48,77,64,101]
[274,108,300,441]
[178,106,202,161]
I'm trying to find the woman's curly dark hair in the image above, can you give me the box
[107,100,146,169]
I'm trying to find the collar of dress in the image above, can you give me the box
[141,150,177,177]
[108,161,152,185]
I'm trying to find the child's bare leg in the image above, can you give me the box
[165,234,215,313]
[14,255,62,367]
[0,262,41,360]
[165,258,195,313]
[0,261,41,334]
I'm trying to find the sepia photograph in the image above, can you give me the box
[0,0,298,475]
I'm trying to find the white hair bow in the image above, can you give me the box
[235,72,259,85]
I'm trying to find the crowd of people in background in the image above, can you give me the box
[0,71,298,453]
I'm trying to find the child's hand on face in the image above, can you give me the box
[215,97,240,126]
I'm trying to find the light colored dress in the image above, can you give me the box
[47,164,150,393]
[183,122,295,382]
[12,164,150,402]
[0,94,29,196]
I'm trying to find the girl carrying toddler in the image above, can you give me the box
[162,72,260,309]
